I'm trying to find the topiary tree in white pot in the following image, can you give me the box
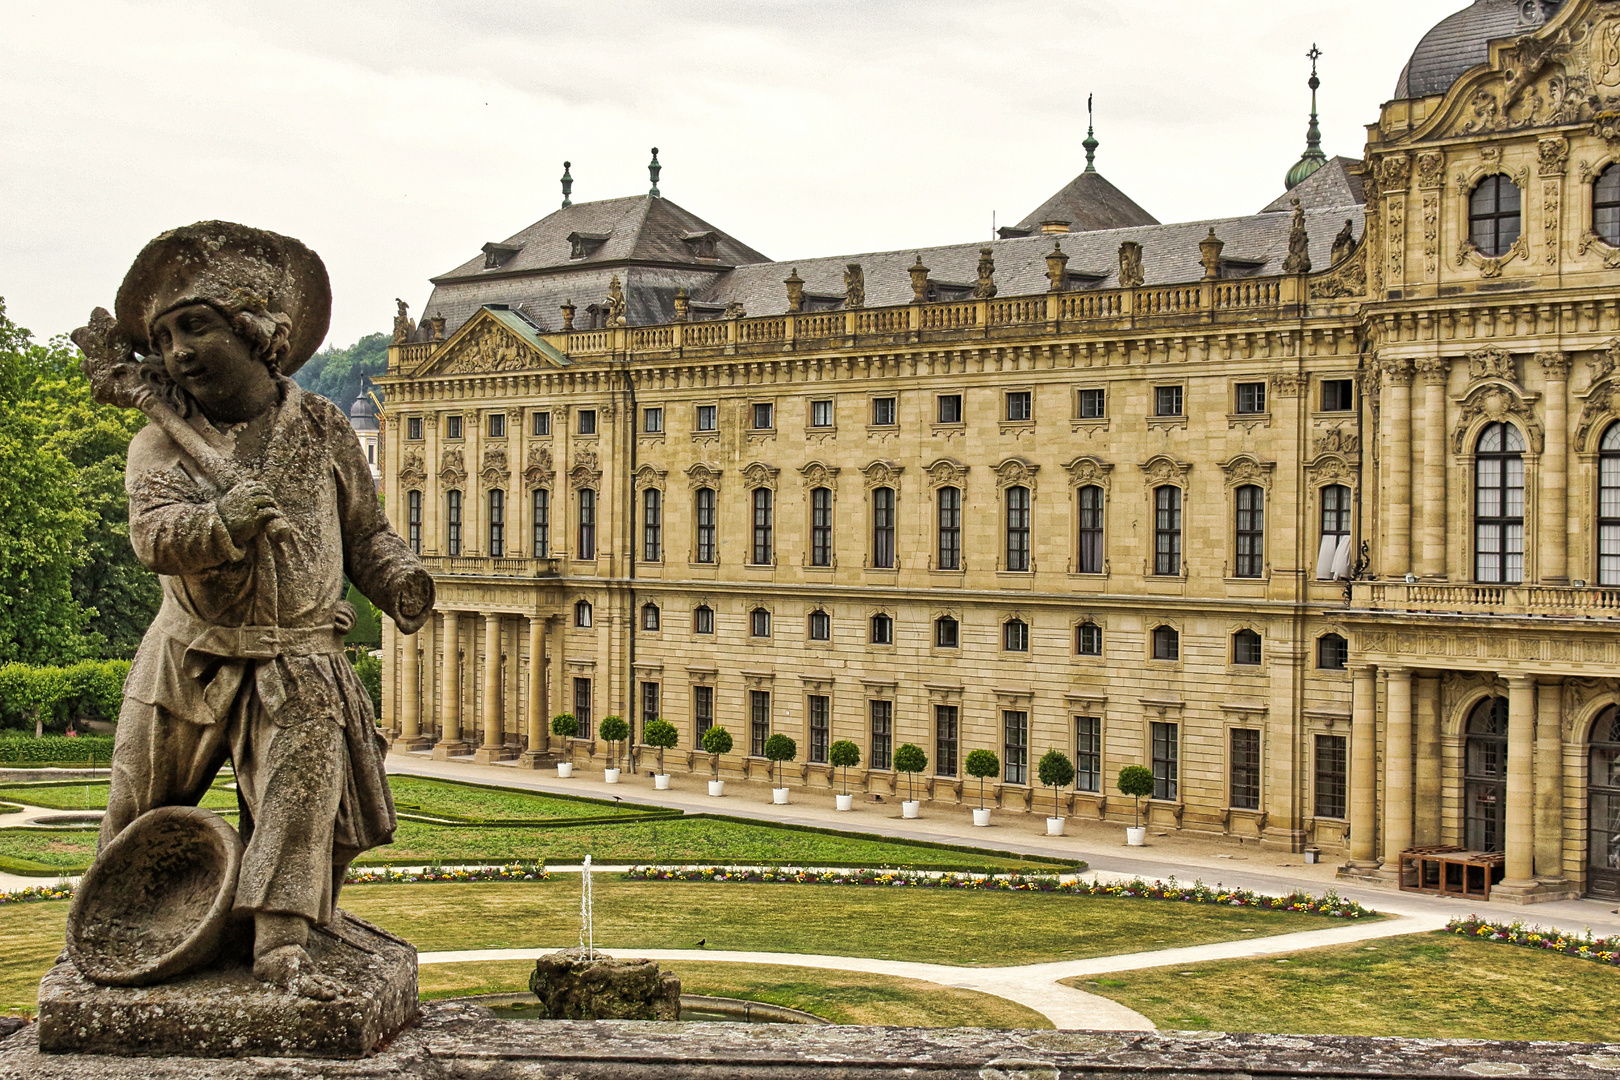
[1117,764,1155,845]
[764,733,797,804]
[1037,749,1076,835]
[701,725,733,796]
[964,748,1000,826]
[828,739,861,811]
[643,718,678,789]
[599,715,629,782]
[893,742,927,818]
[550,712,579,776]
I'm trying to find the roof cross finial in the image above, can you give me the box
[561,161,573,209]
[1083,93,1098,173]
[648,147,661,198]
[1285,43,1328,191]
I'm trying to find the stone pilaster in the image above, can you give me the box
[1502,675,1537,885]
[1413,672,1443,847]
[473,612,514,762]
[1381,667,1413,871]
[1380,359,1414,578]
[1537,351,1570,584]
[1534,678,1566,882]
[1416,358,1449,579]
[1345,664,1379,869]
[392,626,430,752]
[520,615,551,767]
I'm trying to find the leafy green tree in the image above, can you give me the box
[599,714,629,770]
[351,652,383,718]
[294,332,389,410]
[643,718,679,775]
[343,583,382,649]
[828,739,861,795]
[551,712,579,742]
[763,732,797,788]
[1117,765,1156,827]
[701,725,733,777]
[893,742,927,803]
[1038,749,1076,820]
[964,749,1000,810]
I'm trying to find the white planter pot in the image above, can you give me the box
[772,787,790,804]
[604,768,621,784]
[972,808,992,827]
[708,780,725,797]
[654,774,671,790]
[1046,816,1066,836]
[556,762,574,778]
[1126,826,1147,846]
[901,800,920,819]
[835,793,854,811]
[1303,848,1319,864]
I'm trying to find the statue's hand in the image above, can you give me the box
[395,568,435,622]
[218,481,283,545]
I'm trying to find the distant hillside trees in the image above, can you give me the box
[294,331,389,409]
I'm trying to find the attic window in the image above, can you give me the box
[568,231,610,260]
[1218,256,1267,279]
[482,242,521,270]
[803,293,843,312]
[679,231,720,260]
[925,281,974,303]
[1064,269,1109,290]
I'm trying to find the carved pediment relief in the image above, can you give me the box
[1219,454,1276,490]
[1467,345,1519,386]
[634,463,668,491]
[1452,383,1545,454]
[1062,456,1113,490]
[1312,427,1361,457]
[523,445,554,487]
[438,448,466,486]
[1307,453,1357,488]
[569,446,601,490]
[797,460,840,488]
[1457,233,1529,278]
[992,457,1038,491]
[1139,455,1191,486]
[924,458,968,488]
[860,460,902,489]
[687,463,723,490]
[398,450,426,487]
[1308,242,1368,300]
[434,318,536,375]
[743,461,781,490]
[479,446,509,486]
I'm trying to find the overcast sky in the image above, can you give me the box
[3,0,1465,349]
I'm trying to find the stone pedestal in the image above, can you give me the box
[529,948,680,1021]
[390,736,433,754]
[471,745,520,765]
[518,749,560,769]
[38,914,417,1059]
[429,740,470,760]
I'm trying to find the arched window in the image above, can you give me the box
[1587,705,1620,897]
[1003,618,1029,652]
[574,599,593,628]
[1154,486,1181,576]
[643,488,662,562]
[692,605,714,634]
[446,489,462,556]
[1317,633,1348,670]
[641,603,660,631]
[406,490,422,554]
[750,607,771,637]
[1152,624,1179,661]
[937,487,961,570]
[1465,696,1509,852]
[1232,628,1262,665]
[1595,164,1620,246]
[1234,485,1264,578]
[1317,484,1352,579]
[810,487,833,567]
[1077,485,1104,574]
[1475,422,1525,583]
[870,612,893,645]
[935,615,959,648]
[488,489,504,557]
[532,489,550,557]
[752,488,773,565]
[1076,622,1102,656]
[1601,424,1620,585]
[1005,485,1031,571]
[1469,174,1522,257]
[872,487,895,568]
[694,487,716,564]
[577,488,597,560]
[808,610,831,641]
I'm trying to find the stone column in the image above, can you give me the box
[432,610,466,757]
[1502,674,1537,886]
[550,614,569,765]
[520,615,549,767]
[1416,358,1449,579]
[1414,672,1443,846]
[1535,678,1566,881]
[1382,667,1414,871]
[1538,351,1570,584]
[473,612,507,762]
[1347,664,1379,867]
[1381,359,1415,579]
[392,626,426,752]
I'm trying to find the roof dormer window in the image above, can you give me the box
[568,231,610,260]
[681,230,719,260]
[481,242,521,269]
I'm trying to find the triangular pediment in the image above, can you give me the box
[412,306,567,377]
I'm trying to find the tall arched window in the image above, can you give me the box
[1595,164,1620,246]
[752,488,773,565]
[1601,424,1620,585]
[641,603,660,631]
[1465,696,1509,852]
[1077,485,1104,574]
[937,487,961,570]
[1003,618,1029,652]
[643,488,662,562]
[406,490,422,554]
[810,487,833,567]
[1475,422,1525,583]
[1005,486,1030,571]
[574,599,593,628]
[446,489,462,556]
[1317,484,1352,579]
[1234,485,1264,578]
[872,487,895,568]
[487,489,504,557]
[694,487,716,564]
[1154,486,1181,576]
[532,489,550,557]
[577,488,597,560]
[1588,705,1620,898]
[1469,174,1522,256]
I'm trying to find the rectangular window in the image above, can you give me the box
[1078,388,1106,419]
[642,603,660,631]
[532,411,551,436]
[445,414,463,440]
[1154,486,1181,575]
[577,489,596,559]
[1234,382,1266,415]
[752,488,773,565]
[809,695,830,764]
[696,404,717,432]
[1321,379,1354,412]
[937,487,961,570]
[811,488,833,567]
[870,613,893,645]
[1151,721,1179,801]
[488,413,506,438]
[1230,728,1261,810]
[1077,485,1104,573]
[695,488,716,564]
[407,416,423,440]
[809,609,830,640]
[937,394,963,424]
[1155,386,1184,417]
[753,402,774,430]
[872,397,896,426]
[643,407,663,433]
[935,705,959,777]
[532,489,550,557]
[1005,486,1030,571]
[872,487,895,568]
[643,488,662,561]
[488,488,504,557]
[578,409,597,435]
[573,677,593,729]
[810,399,834,428]
[1006,390,1032,422]
[870,700,893,771]
[694,685,715,738]
[1076,622,1102,656]
[751,690,771,757]
[1003,619,1029,652]
[1235,485,1265,578]
[446,489,462,556]
[1073,715,1101,793]
[693,606,714,634]
[935,617,959,648]
[1314,734,1347,818]
[640,682,659,743]
[1003,710,1029,785]
[407,490,422,554]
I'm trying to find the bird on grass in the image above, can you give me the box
[696,939,706,948]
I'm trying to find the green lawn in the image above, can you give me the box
[419,958,1051,1028]
[388,776,655,820]
[1069,932,1620,1042]
[0,829,97,873]
[0,782,236,812]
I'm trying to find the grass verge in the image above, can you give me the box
[0,782,235,812]
[1067,931,1620,1041]
[418,958,1050,1028]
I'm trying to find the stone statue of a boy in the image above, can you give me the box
[75,222,434,1000]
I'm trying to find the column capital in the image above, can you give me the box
[1502,673,1538,688]
[1414,357,1450,384]
[1381,664,1411,678]
[1536,350,1572,379]
[1379,357,1416,386]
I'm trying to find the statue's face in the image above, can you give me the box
[151,303,265,419]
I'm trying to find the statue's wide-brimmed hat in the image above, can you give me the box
[114,221,331,377]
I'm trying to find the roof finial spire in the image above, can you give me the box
[561,161,573,208]
[1285,44,1328,191]
[1082,93,1098,173]
[648,147,661,198]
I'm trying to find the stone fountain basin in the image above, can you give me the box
[32,812,104,826]
[449,992,827,1025]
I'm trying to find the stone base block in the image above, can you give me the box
[1335,861,1389,887]
[389,736,433,754]
[517,750,559,769]
[471,745,519,765]
[530,948,680,1020]
[429,740,470,760]
[37,913,417,1059]
[1489,877,1583,904]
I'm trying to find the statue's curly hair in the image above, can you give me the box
[136,304,293,417]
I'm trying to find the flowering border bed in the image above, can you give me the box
[622,867,1375,918]
[1447,915,1620,965]
[0,864,555,905]
[0,883,73,906]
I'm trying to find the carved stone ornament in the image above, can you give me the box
[1312,427,1361,456]
[1452,384,1545,454]
[1467,344,1518,385]
[743,461,781,490]
[438,447,467,486]
[479,446,510,486]
[1308,242,1367,299]
[1219,454,1275,490]
[1117,241,1144,288]
[1539,136,1570,176]
[1592,338,1620,382]
[844,263,865,309]
[1379,357,1416,387]
[1063,456,1114,490]
[973,248,997,299]
[1415,356,1450,385]
[1139,455,1191,486]
[440,320,533,374]
[993,457,1039,491]
[398,450,426,487]
[1308,454,1356,486]
[1537,350,1572,379]
[1456,233,1529,277]
[569,447,602,490]
[634,463,667,491]
[686,463,723,490]
[1270,372,1307,398]
[1575,381,1617,452]
[523,445,554,487]
[1416,151,1445,188]
[860,459,902,490]
[798,460,840,487]
[1577,224,1620,267]
[1281,198,1311,275]
[1377,154,1410,192]
[391,298,415,344]
[924,457,969,488]
[605,275,627,327]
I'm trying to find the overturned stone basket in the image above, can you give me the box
[66,805,243,986]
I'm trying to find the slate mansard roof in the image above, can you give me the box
[1393,0,1563,99]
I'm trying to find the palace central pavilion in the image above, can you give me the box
[376,0,1620,902]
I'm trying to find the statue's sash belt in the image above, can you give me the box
[153,606,344,724]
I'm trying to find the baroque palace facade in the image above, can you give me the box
[377,0,1620,901]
